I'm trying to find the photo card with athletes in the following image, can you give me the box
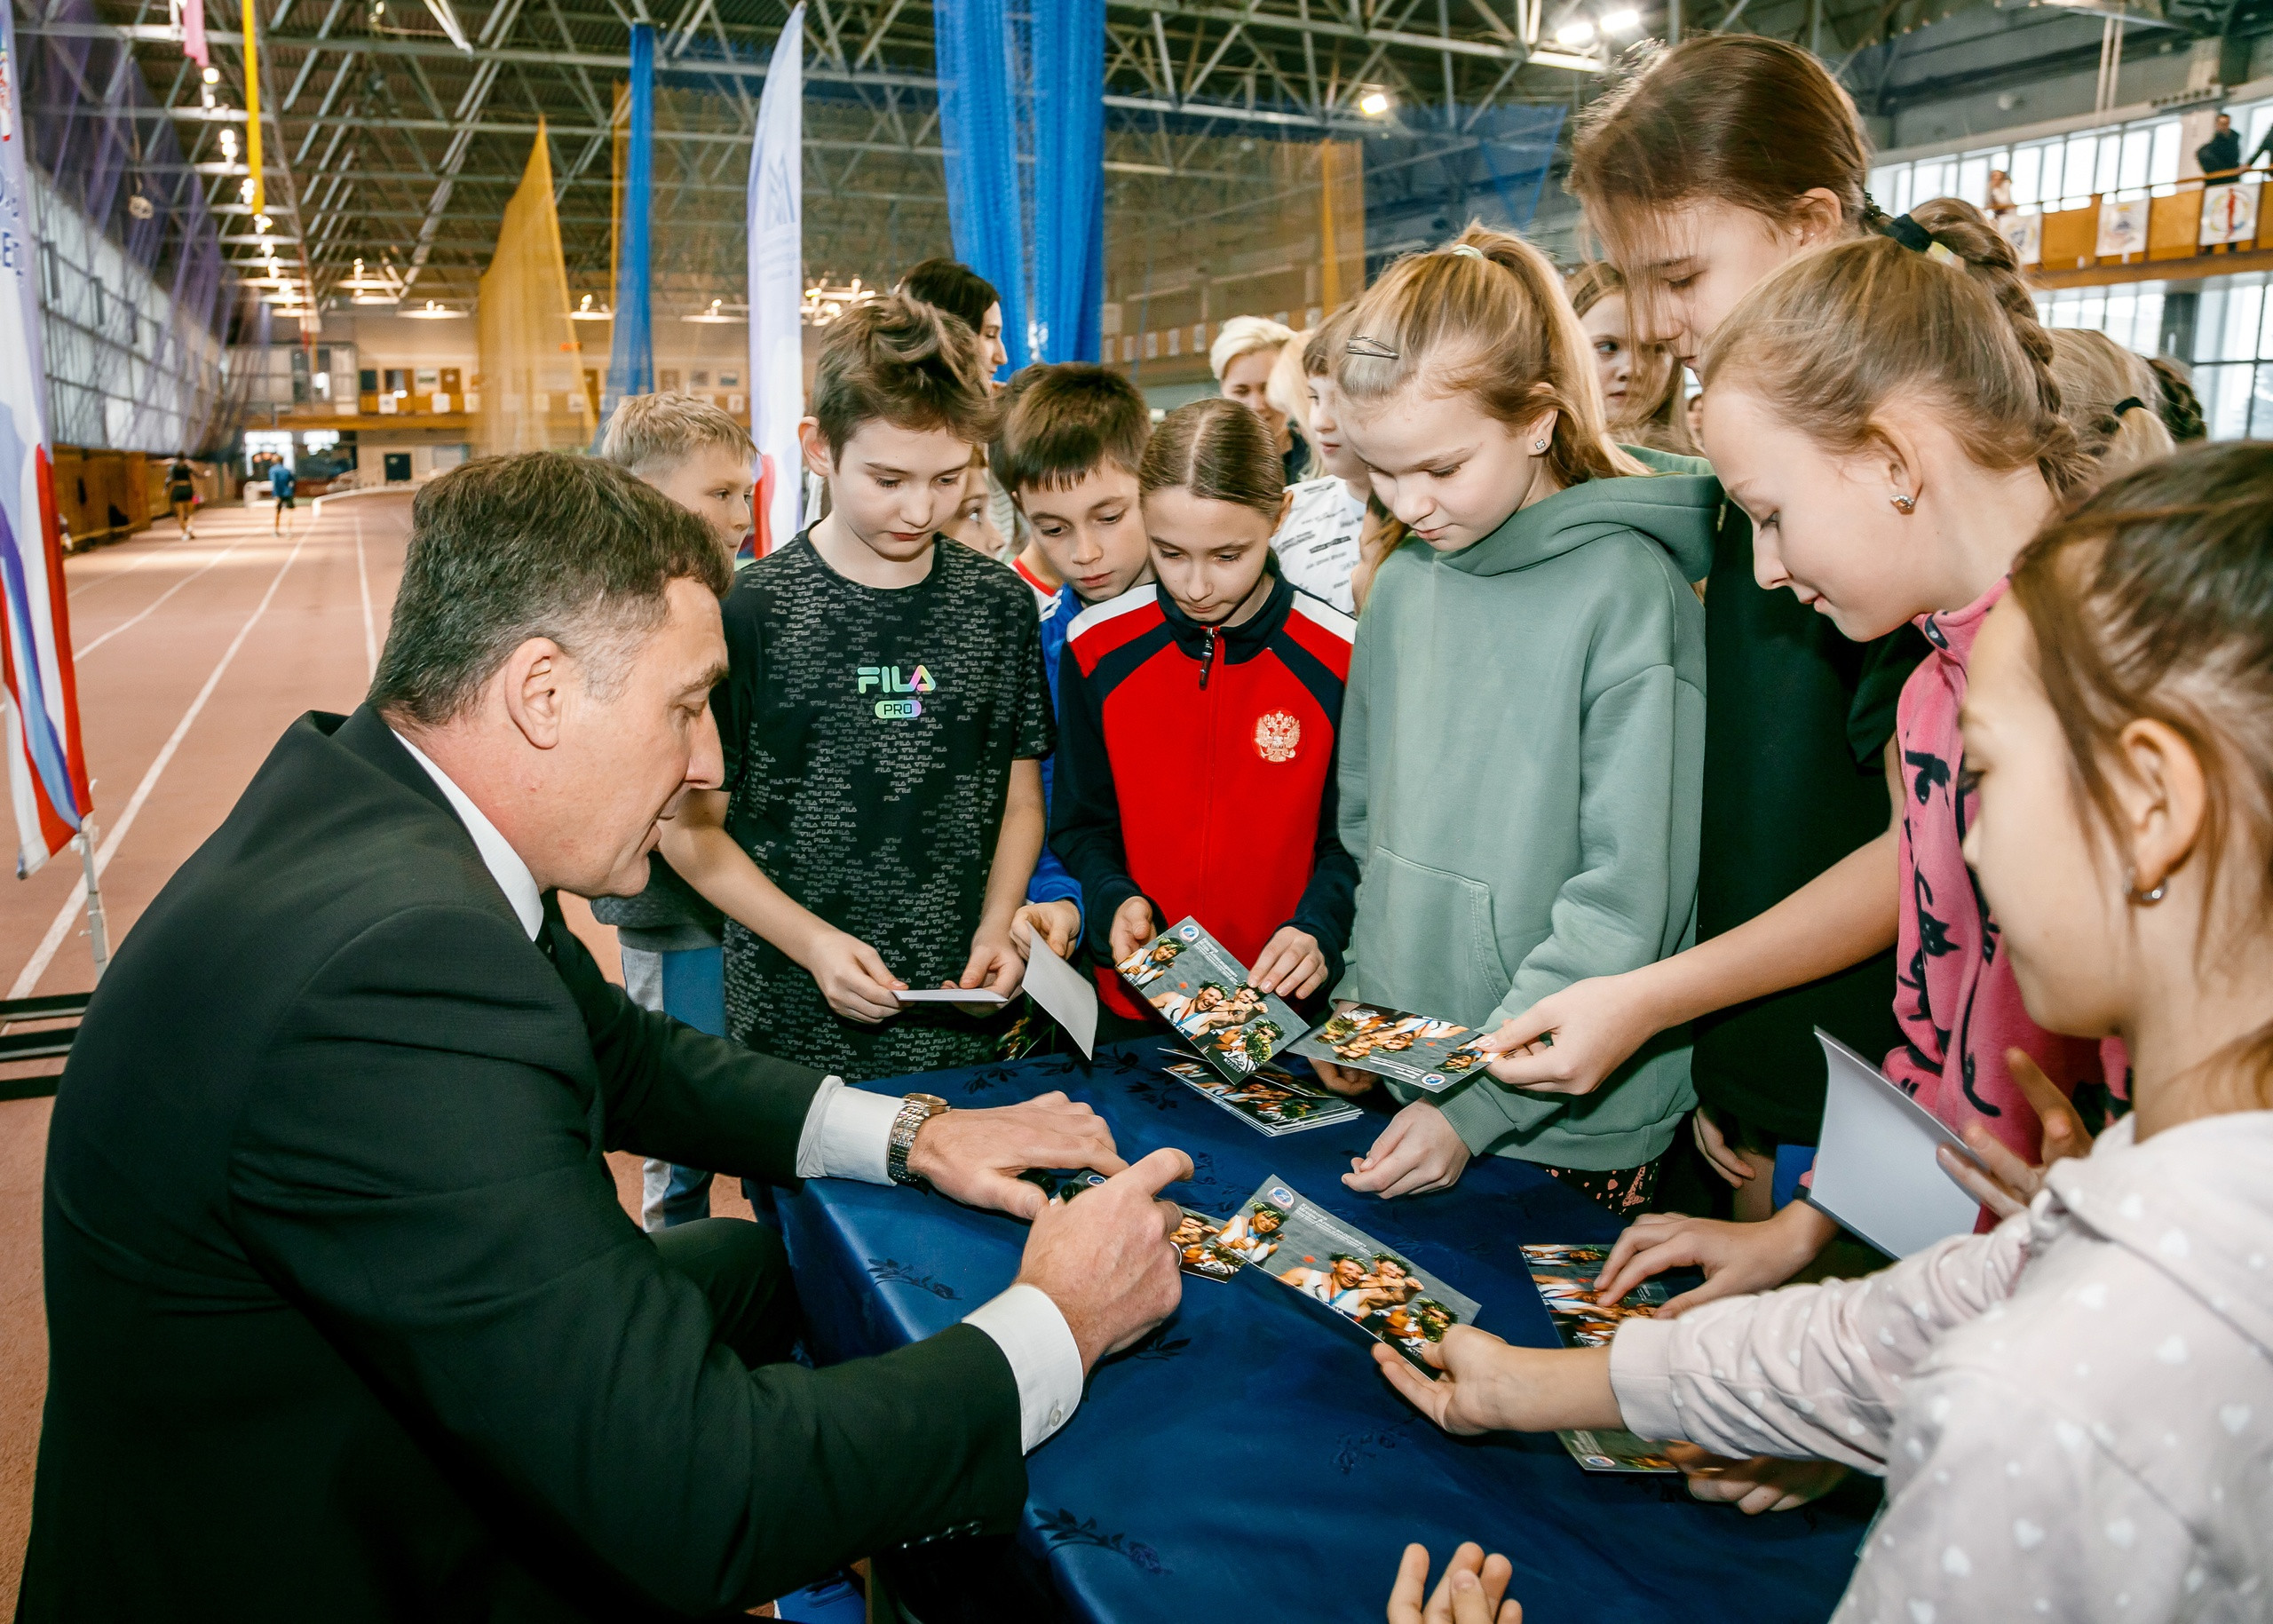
[1116,917,1305,1082]
[1168,1208,1243,1282]
[1519,1242,1679,1474]
[1160,1059,1363,1137]
[1285,1003,1493,1092]
[1216,1175,1481,1375]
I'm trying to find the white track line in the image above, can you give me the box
[73,532,257,661]
[354,514,377,678]
[66,538,169,599]
[9,521,320,1001]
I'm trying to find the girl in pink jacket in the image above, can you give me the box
[1380,439,2273,1624]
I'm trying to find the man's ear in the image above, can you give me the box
[498,637,570,751]
[797,417,835,481]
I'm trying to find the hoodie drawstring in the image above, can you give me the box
[1199,625,1218,689]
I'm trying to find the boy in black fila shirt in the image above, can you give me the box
[664,297,1053,1082]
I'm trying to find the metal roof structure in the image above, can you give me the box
[20,0,2273,325]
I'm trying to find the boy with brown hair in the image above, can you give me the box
[595,392,756,1226]
[664,297,1057,1083]
[990,363,1155,960]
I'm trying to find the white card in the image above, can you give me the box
[892,987,1010,1004]
[1020,931,1098,1058]
[1809,1029,1988,1259]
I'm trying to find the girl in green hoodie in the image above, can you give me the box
[1317,224,1721,1211]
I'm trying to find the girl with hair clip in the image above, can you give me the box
[2048,328,2179,478]
[1378,443,2273,1624]
[1564,262,1697,457]
[1318,225,1720,1215]
[1477,35,1938,1271]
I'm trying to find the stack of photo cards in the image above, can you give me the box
[1161,1059,1362,1137]
[1287,1003,1494,1092]
[1116,918,1304,1081]
[1197,1176,1481,1377]
[1519,1243,1679,1474]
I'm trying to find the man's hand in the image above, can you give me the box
[1014,1145,1192,1372]
[1108,896,1158,963]
[1344,1100,1471,1198]
[952,924,1026,1011]
[800,929,906,1022]
[1473,970,1666,1096]
[906,1090,1127,1217]
[1010,899,1081,961]
[1387,1541,1523,1624]
[1593,1200,1837,1316]
[1936,1049,2094,1218]
[1250,926,1327,1000]
[1664,1443,1849,1515]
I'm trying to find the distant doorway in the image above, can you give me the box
[384,453,412,483]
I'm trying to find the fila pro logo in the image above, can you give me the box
[858,663,935,719]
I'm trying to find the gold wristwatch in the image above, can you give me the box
[887,1093,951,1188]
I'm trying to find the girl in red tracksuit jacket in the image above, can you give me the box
[1050,397,1358,1031]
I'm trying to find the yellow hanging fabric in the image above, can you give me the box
[477,121,594,455]
[241,0,264,217]
[1318,140,1364,314]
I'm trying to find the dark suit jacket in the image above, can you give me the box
[17,707,1025,1621]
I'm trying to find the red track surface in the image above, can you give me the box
[0,493,737,1608]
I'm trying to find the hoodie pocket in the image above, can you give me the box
[1358,849,1510,1026]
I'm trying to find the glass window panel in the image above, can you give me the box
[2038,143,2063,209]
[2137,293,2165,355]
[1959,157,1990,205]
[2119,128,2151,192]
[2150,122,2181,188]
[2251,364,2273,438]
[2206,362,2254,439]
[2198,288,2229,363]
[1892,164,1913,215]
[1869,165,1897,207]
[2252,107,2273,167]
[2227,284,2265,361]
[2108,293,2138,348]
[2079,292,2109,332]
[2096,133,2122,194]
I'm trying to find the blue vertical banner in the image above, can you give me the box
[0,4,93,875]
[746,4,802,555]
[603,20,655,418]
[932,0,1032,372]
[1032,0,1104,363]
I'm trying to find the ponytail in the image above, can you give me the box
[1702,195,2093,496]
[1334,221,1647,488]
[2047,328,2180,478]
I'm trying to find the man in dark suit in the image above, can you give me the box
[20,453,1188,1620]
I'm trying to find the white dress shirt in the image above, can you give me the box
[392,731,1084,1452]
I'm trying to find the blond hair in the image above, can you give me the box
[2048,329,2177,478]
[599,392,755,475]
[1701,197,2091,495]
[1208,313,1297,382]
[1335,222,1645,487]
[1564,261,1696,457]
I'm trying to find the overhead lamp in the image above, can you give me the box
[1555,17,1596,44]
[683,297,741,324]
[1358,89,1391,116]
[569,292,614,321]
[1600,6,1641,30]
[202,66,219,83]
[403,299,466,320]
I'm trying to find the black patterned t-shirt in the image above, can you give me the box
[713,532,1055,1081]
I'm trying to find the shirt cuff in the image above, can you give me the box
[962,1282,1085,1453]
[1606,1316,1683,1444]
[792,1077,902,1184]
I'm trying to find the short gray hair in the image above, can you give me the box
[369,452,733,726]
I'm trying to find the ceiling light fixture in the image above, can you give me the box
[569,292,614,321]
[1358,89,1391,116]
[1600,6,1641,30]
[1555,18,1596,44]
[403,299,466,320]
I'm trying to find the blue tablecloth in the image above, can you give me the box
[780,1042,1869,1624]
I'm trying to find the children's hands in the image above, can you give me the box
[802,929,907,1022]
[1250,926,1327,999]
[1371,1326,1511,1436]
[954,926,1026,1009]
[1010,899,1081,961]
[1107,896,1158,963]
[1593,1200,1837,1317]
[1343,1101,1471,1198]
[1473,970,1664,1096]
[1386,1541,1524,1624]
[1663,1444,1849,1515]
[1691,1109,1759,1190]
[1936,1048,2095,1218]
[1309,1058,1377,1097]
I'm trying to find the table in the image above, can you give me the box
[780,1041,1873,1624]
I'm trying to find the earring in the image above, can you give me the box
[2125,866,2167,906]
[1532,439,1548,453]
[1890,493,1917,512]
